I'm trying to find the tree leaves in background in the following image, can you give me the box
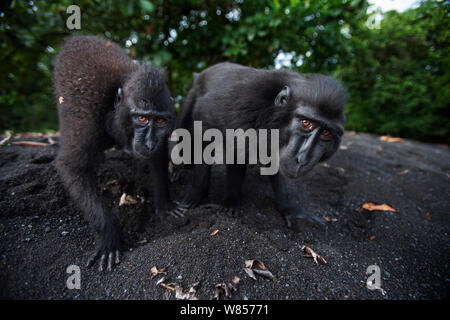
[0,0,448,142]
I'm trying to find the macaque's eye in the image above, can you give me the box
[320,129,333,140]
[301,119,311,128]
[137,116,148,123]
[154,117,167,126]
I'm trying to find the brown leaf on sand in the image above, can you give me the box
[362,202,397,212]
[244,259,276,281]
[105,41,112,47]
[0,131,12,146]
[175,281,200,300]
[155,277,175,291]
[243,267,257,280]
[245,259,267,270]
[11,141,50,147]
[214,277,240,300]
[160,283,175,291]
[150,266,167,279]
[252,269,276,281]
[119,193,141,206]
[137,238,148,245]
[210,229,219,236]
[380,136,404,143]
[301,246,327,265]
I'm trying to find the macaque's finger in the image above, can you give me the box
[115,250,120,265]
[98,253,107,272]
[107,252,114,272]
[293,212,325,228]
[283,215,293,229]
[168,209,185,218]
[173,207,186,217]
[86,251,100,268]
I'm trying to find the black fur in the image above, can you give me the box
[53,35,176,271]
[177,62,346,228]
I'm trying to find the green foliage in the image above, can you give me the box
[0,0,448,142]
[340,0,449,142]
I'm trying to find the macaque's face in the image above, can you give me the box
[278,103,345,179]
[114,84,174,159]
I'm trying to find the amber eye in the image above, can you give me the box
[138,116,148,123]
[155,117,166,124]
[322,129,331,136]
[302,119,311,127]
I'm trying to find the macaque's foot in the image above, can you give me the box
[157,201,186,218]
[200,199,242,217]
[176,192,205,212]
[86,232,121,272]
[278,205,324,230]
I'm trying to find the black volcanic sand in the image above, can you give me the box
[0,132,448,299]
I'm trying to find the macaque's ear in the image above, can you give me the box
[275,86,291,107]
[114,87,123,108]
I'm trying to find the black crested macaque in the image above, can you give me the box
[176,62,346,228]
[53,35,181,272]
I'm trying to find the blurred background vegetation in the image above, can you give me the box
[0,0,448,142]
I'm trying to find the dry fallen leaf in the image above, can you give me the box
[245,259,267,270]
[150,266,167,279]
[210,229,219,236]
[59,96,64,104]
[11,141,50,147]
[160,283,175,291]
[362,202,397,213]
[244,259,276,281]
[105,41,112,47]
[243,267,257,280]
[380,136,404,143]
[137,238,148,245]
[119,193,139,206]
[231,276,240,287]
[155,277,176,291]
[301,246,327,265]
[0,131,12,146]
[47,137,57,145]
[175,282,200,300]
[370,235,376,241]
[155,277,165,286]
[214,277,240,300]
[252,269,276,281]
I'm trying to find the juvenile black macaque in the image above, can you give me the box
[176,62,346,228]
[53,35,181,272]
